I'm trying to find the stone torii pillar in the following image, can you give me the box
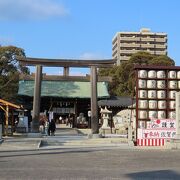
[31,65,42,133]
[90,66,99,134]
[63,67,69,76]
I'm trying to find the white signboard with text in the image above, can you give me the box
[138,119,176,139]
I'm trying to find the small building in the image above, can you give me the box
[98,96,133,116]
[0,99,22,135]
[98,96,134,132]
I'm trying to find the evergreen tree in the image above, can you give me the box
[98,52,175,96]
[0,46,29,102]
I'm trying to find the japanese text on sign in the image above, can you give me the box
[147,119,176,129]
[138,119,176,139]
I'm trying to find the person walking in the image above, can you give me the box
[49,119,56,136]
[44,120,49,136]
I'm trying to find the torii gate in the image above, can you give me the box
[17,57,116,134]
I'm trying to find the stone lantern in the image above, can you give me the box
[100,106,112,129]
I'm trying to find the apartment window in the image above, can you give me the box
[121,53,131,56]
[121,47,134,50]
[149,48,156,51]
[155,42,165,45]
[156,35,166,38]
[120,40,134,44]
[120,34,127,37]
[121,34,134,38]
[136,34,141,37]
[155,46,167,50]
[140,35,148,38]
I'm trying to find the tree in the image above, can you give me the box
[149,55,175,66]
[98,51,175,97]
[0,46,30,102]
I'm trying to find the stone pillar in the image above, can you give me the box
[31,65,42,133]
[176,92,180,139]
[63,67,69,76]
[5,105,9,136]
[0,124,2,140]
[74,100,77,128]
[90,66,99,134]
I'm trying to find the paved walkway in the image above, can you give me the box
[0,125,130,151]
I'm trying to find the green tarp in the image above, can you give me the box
[18,80,110,98]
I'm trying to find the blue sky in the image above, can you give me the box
[0,0,180,75]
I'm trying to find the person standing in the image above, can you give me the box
[69,116,73,128]
[14,118,19,132]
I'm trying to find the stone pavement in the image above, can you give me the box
[0,125,131,151]
[0,125,168,151]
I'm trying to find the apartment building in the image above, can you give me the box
[112,28,167,65]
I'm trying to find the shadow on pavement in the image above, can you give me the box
[0,146,112,158]
[126,170,180,180]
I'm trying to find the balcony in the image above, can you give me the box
[120,43,140,48]
[112,44,118,51]
[155,38,167,43]
[120,49,139,54]
[155,44,167,49]
[120,56,130,61]
[120,37,140,41]
[112,50,117,57]
[141,44,155,48]
[155,51,167,55]
[141,37,155,42]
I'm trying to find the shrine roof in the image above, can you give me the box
[18,80,109,98]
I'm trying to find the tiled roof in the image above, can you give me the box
[98,96,133,107]
[18,80,109,98]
